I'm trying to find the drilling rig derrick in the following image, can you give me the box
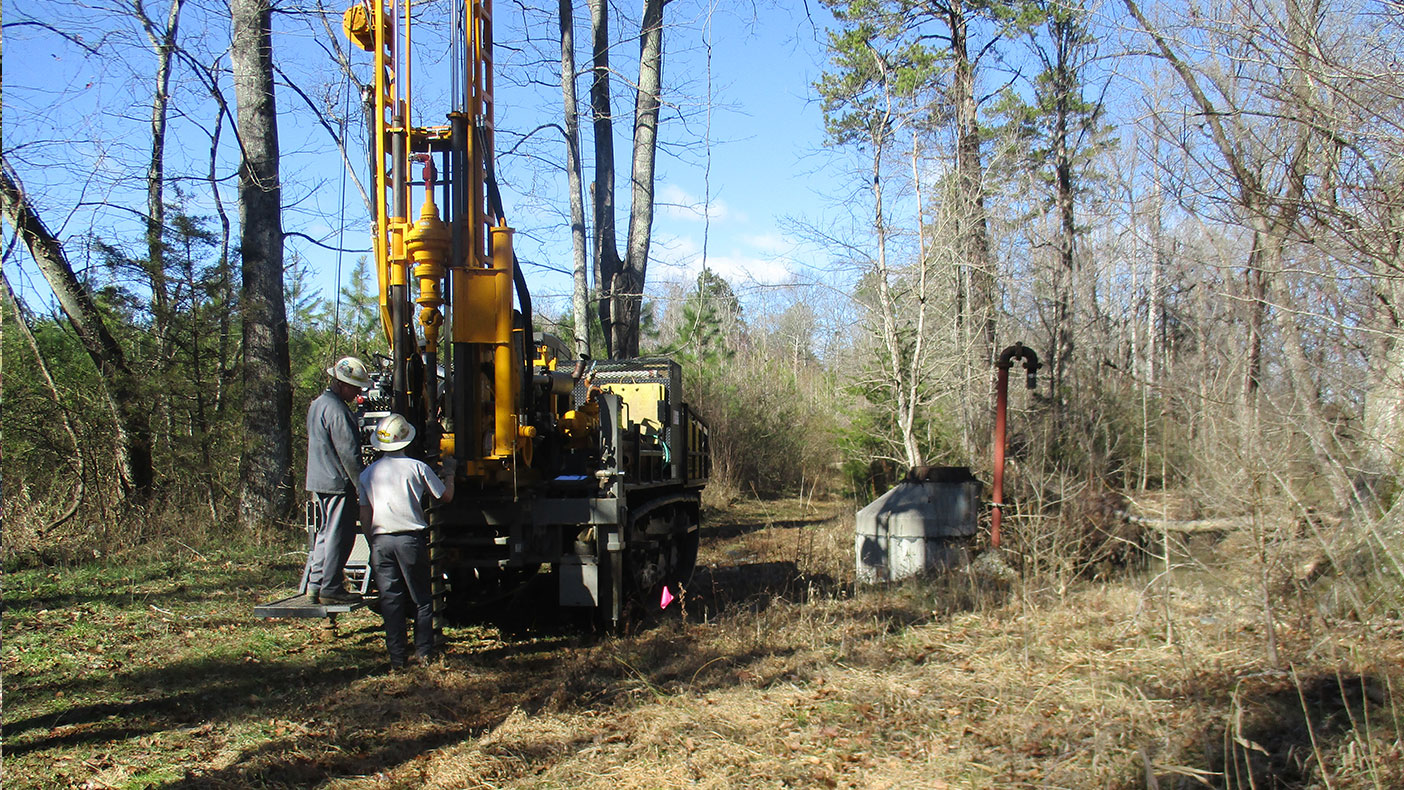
[339,0,709,627]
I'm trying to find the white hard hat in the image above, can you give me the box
[372,413,416,451]
[327,356,371,388]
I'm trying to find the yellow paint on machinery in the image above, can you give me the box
[314,0,709,631]
[341,4,376,51]
[599,383,667,430]
[347,0,523,473]
[491,225,518,460]
[560,400,600,449]
[405,165,449,353]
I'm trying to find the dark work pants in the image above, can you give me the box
[370,531,434,664]
[307,486,358,596]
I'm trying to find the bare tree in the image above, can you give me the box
[559,0,591,358]
[817,18,944,468]
[135,0,186,340]
[1124,0,1360,513]
[230,0,293,527]
[588,0,666,359]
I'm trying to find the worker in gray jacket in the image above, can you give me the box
[304,356,371,604]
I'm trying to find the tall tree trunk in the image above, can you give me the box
[0,161,154,497]
[1149,169,1166,386]
[136,0,187,484]
[587,0,621,356]
[614,0,665,359]
[230,0,293,527]
[559,0,590,358]
[588,0,665,359]
[1362,211,1404,496]
[201,71,238,417]
[947,0,994,363]
[137,0,185,342]
[1049,16,1076,429]
[942,0,995,461]
[869,125,919,467]
[861,48,921,468]
[1363,281,1404,489]
[1242,242,1268,405]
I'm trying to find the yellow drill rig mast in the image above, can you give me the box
[340,0,709,625]
[343,0,519,472]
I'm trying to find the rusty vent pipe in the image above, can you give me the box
[991,343,1040,550]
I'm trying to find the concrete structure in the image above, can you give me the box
[856,467,982,584]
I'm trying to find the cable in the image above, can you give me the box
[332,63,353,356]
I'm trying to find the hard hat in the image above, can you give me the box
[326,356,371,388]
[372,413,416,452]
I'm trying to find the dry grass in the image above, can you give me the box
[5,497,1404,789]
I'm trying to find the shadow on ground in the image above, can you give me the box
[1185,671,1392,790]
[701,515,831,541]
[8,505,1008,789]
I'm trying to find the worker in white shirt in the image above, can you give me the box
[357,413,455,669]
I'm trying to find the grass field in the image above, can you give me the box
[5,498,1403,788]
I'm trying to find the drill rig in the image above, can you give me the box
[336,0,709,626]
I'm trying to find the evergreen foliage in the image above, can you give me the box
[2,202,380,562]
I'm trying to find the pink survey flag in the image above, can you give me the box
[660,585,675,609]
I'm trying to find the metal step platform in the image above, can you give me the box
[253,592,371,618]
[254,503,376,619]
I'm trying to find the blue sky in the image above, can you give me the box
[490,1,841,315]
[14,0,1121,341]
[5,0,844,325]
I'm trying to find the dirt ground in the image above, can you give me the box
[5,498,1404,789]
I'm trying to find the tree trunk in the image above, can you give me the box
[588,0,665,359]
[137,0,185,345]
[948,0,994,363]
[559,0,591,358]
[870,129,919,467]
[1049,14,1076,428]
[136,0,188,484]
[1363,306,1404,490]
[861,48,921,468]
[587,0,619,355]
[230,0,293,528]
[202,75,238,417]
[615,0,665,359]
[1363,233,1404,495]
[0,161,154,497]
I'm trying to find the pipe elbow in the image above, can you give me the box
[996,343,1041,389]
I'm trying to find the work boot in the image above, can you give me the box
[319,589,362,604]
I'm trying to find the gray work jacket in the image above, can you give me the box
[305,388,364,493]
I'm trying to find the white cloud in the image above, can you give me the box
[741,232,791,255]
[649,231,796,287]
[657,183,742,223]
